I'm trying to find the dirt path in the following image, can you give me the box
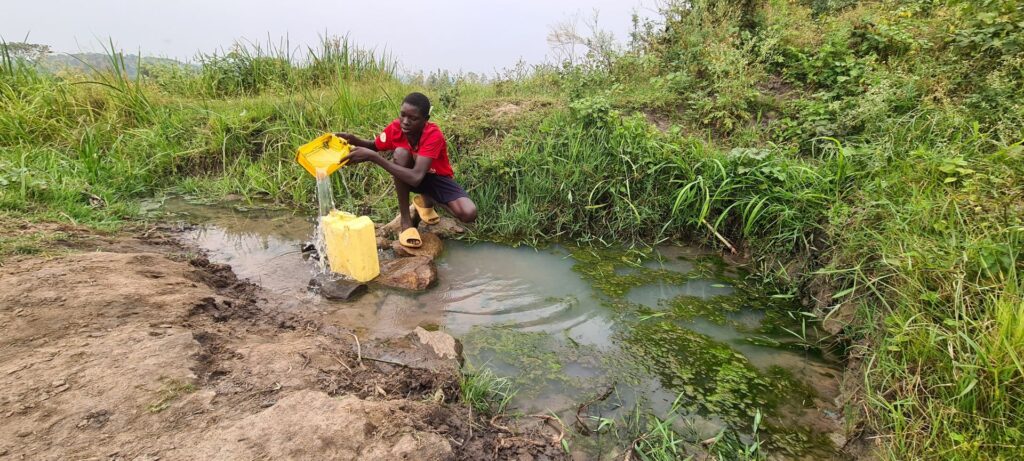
[0,225,564,460]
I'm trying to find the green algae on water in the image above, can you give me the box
[622,320,775,426]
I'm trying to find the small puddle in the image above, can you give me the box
[160,197,843,458]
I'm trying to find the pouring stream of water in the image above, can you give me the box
[313,167,334,274]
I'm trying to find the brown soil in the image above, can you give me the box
[0,224,566,460]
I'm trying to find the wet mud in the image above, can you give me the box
[0,223,564,460]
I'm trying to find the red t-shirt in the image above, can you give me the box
[374,119,454,177]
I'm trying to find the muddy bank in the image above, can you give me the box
[0,225,564,460]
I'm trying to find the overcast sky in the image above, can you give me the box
[1,0,658,75]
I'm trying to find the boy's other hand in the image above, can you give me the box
[346,146,377,165]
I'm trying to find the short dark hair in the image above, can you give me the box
[403,92,431,119]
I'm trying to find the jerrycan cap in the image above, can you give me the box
[296,133,351,178]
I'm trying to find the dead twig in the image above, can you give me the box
[490,414,514,434]
[529,414,565,446]
[331,354,352,373]
[575,383,616,435]
[702,218,737,254]
[623,436,644,461]
[362,356,409,368]
[348,332,363,368]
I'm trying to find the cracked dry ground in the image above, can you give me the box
[0,230,564,460]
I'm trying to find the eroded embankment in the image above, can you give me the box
[0,224,564,460]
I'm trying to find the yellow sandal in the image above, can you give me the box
[398,227,423,248]
[412,195,441,225]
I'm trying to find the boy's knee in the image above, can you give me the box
[393,148,413,167]
[458,205,477,223]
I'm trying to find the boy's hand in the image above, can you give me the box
[334,132,359,144]
[346,146,378,165]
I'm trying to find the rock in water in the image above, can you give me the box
[413,327,463,365]
[392,231,444,259]
[377,257,436,291]
[308,275,368,301]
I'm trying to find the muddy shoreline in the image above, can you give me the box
[0,223,564,460]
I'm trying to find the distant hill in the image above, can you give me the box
[36,53,192,78]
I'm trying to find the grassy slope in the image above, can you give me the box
[2,1,1022,459]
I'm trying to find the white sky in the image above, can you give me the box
[1,0,659,75]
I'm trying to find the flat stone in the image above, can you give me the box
[391,231,443,259]
[308,275,368,301]
[413,327,463,364]
[430,217,466,239]
[377,257,436,291]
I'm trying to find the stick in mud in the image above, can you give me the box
[575,383,616,435]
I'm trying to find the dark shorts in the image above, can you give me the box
[411,174,469,204]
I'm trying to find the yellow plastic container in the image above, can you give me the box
[296,133,351,178]
[321,210,379,282]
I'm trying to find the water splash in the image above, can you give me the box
[313,167,334,275]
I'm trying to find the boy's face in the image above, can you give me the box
[399,103,427,135]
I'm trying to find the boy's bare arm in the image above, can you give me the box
[334,132,377,151]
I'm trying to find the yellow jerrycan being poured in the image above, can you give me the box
[321,210,380,282]
[296,133,351,178]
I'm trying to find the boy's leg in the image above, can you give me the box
[420,194,477,224]
[444,197,478,223]
[392,148,419,230]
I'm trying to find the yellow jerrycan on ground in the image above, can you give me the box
[296,133,351,178]
[295,133,378,282]
[320,210,380,282]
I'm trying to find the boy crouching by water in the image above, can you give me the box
[335,92,476,248]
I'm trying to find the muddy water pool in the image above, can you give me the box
[161,197,843,458]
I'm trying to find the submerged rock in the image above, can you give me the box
[392,231,444,259]
[308,274,368,301]
[377,257,436,291]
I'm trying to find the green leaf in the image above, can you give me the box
[832,286,856,299]
[954,379,977,400]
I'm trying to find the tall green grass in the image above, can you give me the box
[0,36,404,224]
